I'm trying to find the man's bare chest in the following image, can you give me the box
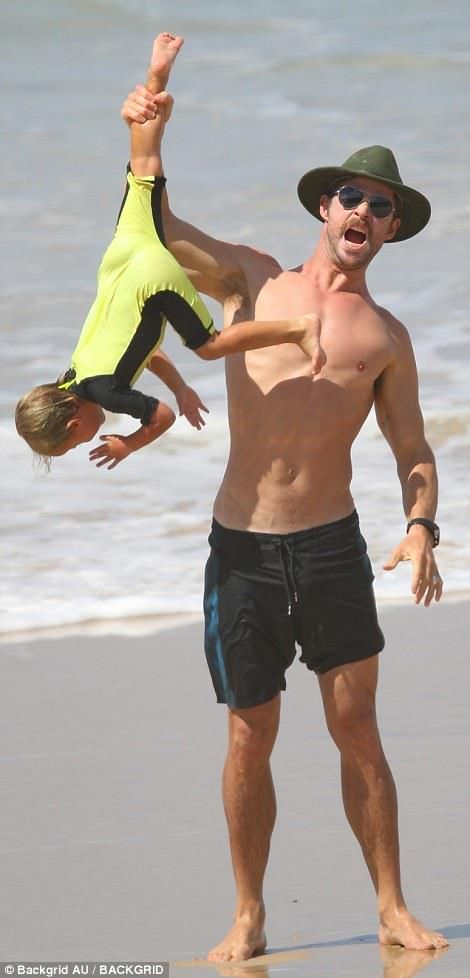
[249,270,393,387]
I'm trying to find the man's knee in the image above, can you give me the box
[319,662,381,755]
[327,697,380,753]
[228,695,280,765]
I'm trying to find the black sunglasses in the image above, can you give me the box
[329,185,396,218]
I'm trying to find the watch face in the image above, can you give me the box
[433,526,440,547]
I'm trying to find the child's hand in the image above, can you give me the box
[89,434,131,470]
[297,313,327,377]
[175,385,209,430]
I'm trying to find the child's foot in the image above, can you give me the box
[149,32,184,87]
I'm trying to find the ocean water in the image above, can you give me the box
[1,0,469,637]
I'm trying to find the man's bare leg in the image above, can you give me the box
[319,656,448,951]
[207,696,281,963]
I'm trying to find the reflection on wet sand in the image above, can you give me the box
[213,946,448,977]
[173,948,309,972]
[213,947,310,975]
[174,942,448,977]
[381,944,448,978]
[213,965,270,978]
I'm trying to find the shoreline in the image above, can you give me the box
[2,590,470,646]
[0,611,203,646]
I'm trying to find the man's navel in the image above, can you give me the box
[267,460,298,486]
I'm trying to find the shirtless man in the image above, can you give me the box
[122,35,448,962]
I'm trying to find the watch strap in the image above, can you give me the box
[406,517,440,547]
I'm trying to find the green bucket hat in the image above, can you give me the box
[297,145,431,242]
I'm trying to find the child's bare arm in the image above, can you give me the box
[196,314,325,376]
[88,400,175,470]
[147,349,209,429]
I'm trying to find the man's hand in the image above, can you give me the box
[297,314,327,376]
[383,530,443,606]
[175,385,209,430]
[121,85,163,126]
[89,435,132,470]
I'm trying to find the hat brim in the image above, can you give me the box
[297,166,431,242]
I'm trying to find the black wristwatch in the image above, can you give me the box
[406,518,440,548]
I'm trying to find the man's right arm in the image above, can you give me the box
[122,85,247,303]
[162,192,248,302]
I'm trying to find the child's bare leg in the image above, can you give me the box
[130,92,173,177]
[129,33,183,176]
[146,32,184,94]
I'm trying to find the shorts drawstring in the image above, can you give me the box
[274,539,299,616]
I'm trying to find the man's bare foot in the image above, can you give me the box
[207,908,267,963]
[149,32,184,88]
[379,908,449,951]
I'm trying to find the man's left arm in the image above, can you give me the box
[374,318,442,606]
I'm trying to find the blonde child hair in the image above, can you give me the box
[15,384,78,462]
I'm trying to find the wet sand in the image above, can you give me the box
[1,601,469,976]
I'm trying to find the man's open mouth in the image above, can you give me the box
[345,228,367,245]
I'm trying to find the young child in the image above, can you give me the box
[15,34,323,471]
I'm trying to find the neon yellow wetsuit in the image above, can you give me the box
[59,171,215,424]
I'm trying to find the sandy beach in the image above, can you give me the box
[1,600,469,976]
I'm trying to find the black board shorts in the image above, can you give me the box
[203,510,385,709]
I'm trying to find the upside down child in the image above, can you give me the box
[15,34,323,470]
